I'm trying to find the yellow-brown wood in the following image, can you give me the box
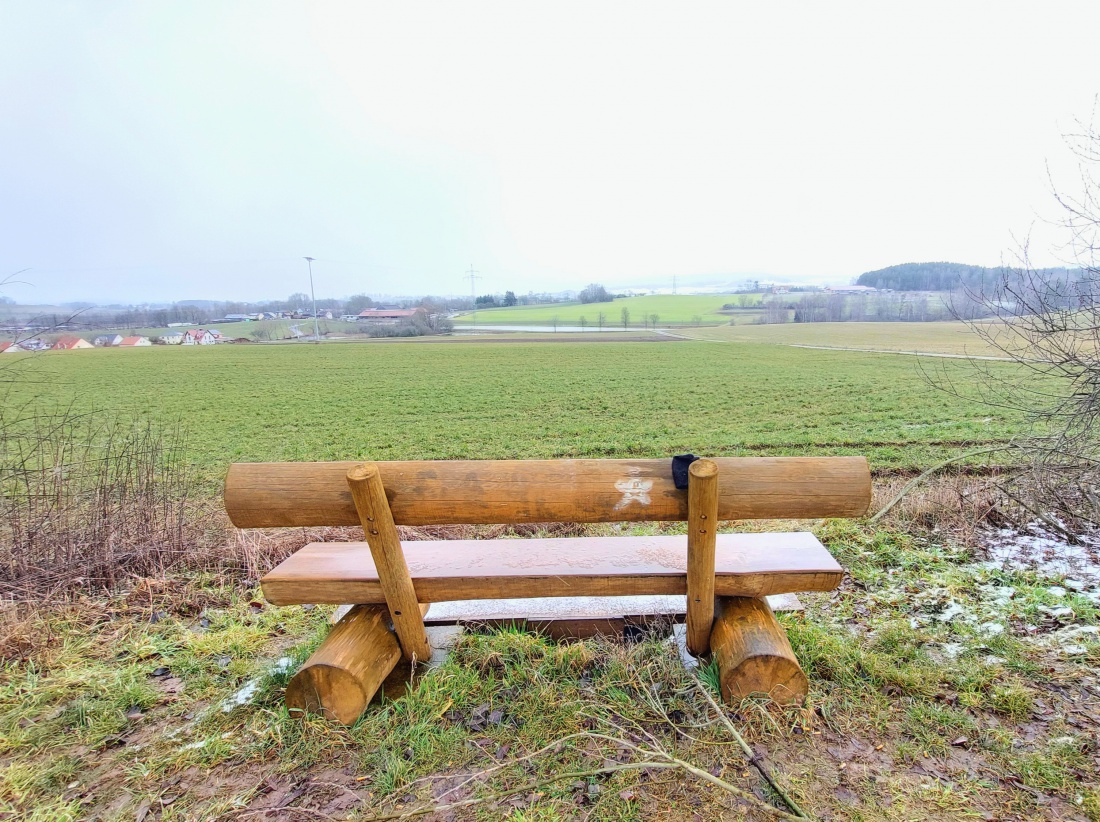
[710,596,808,706]
[259,532,844,605]
[346,463,431,663]
[686,458,718,656]
[285,605,401,724]
[225,457,871,528]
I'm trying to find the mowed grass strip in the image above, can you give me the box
[8,340,1024,475]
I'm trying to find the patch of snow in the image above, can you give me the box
[936,602,968,623]
[1047,586,1067,598]
[1038,606,1075,620]
[980,526,1100,585]
[978,584,1015,606]
[181,739,207,751]
[1037,625,1099,657]
[221,680,260,712]
[272,657,293,675]
[940,643,964,659]
[978,622,1005,638]
[982,655,1006,665]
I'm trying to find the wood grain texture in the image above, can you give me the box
[346,463,431,663]
[260,532,843,605]
[225,457,871,528]
[285,604,401,724]
[686,458,718,657]
[710,596,808,706]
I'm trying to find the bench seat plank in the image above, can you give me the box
[261,532,843,605]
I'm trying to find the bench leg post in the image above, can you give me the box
[286,604,402,724]
[686,458,718,656]
[710,596,808,706]
[346,463,432,663]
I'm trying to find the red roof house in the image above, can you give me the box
[52,336,94,350]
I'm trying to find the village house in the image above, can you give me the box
[52,336,95,350]
[93,334,124,347]
[158,332,184,345]
[181,329,221,345]
[118,336,152,347]
[0,342,20,354]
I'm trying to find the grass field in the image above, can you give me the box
[680,320,1004,356]
[455,294,759,326]
[7,336,1024,475]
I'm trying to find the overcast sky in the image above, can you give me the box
[3,1,1100,304]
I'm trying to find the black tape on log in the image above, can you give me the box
[672,454,699,490]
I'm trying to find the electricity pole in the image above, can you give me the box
[464,264,481,328]
[304,257,320,342]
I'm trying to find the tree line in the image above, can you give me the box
[856,261,1077,292]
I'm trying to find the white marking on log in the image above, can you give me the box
[614,477,653,510]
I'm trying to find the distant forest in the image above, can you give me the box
[856,262,1076,292]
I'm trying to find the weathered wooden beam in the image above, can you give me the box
[225,457,871,528]
[260,533,845,605]
[710,596,808,706]
[686,458,718,656]
[346,463,432,663]
[285,605,401,724]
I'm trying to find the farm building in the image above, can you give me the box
[159,332,184,345]
[0,342,20,353]
[93,334,124,347]
[52,336,94,350]
[118,336,152,347]
[357,309,420,324]
[824,285,877,293]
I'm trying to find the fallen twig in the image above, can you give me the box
[691,674,811,819]
[359,729,804,822]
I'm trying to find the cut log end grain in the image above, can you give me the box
[711,596,809,706]
[285,605,401,725]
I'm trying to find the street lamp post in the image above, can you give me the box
[303,257,320,342]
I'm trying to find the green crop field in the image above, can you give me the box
[680,320,1004,356]
[455,293,760,326]
[6,337,1025,477]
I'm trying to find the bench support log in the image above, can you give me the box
[686,458,718,656]
[710,596,808,706]
[286,604,402,724]
[346,463,432,663]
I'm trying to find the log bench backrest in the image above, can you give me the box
[224,457,871,529]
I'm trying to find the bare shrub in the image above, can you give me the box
[0,407,226,598]
[919,107,1100,536]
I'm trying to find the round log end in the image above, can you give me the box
[711,596,809,707]
[689,458,719,479]
[346,462,379,483]
[719,653,808,706]
[286,664,371,725]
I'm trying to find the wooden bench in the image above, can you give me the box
[225,456,870,724]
